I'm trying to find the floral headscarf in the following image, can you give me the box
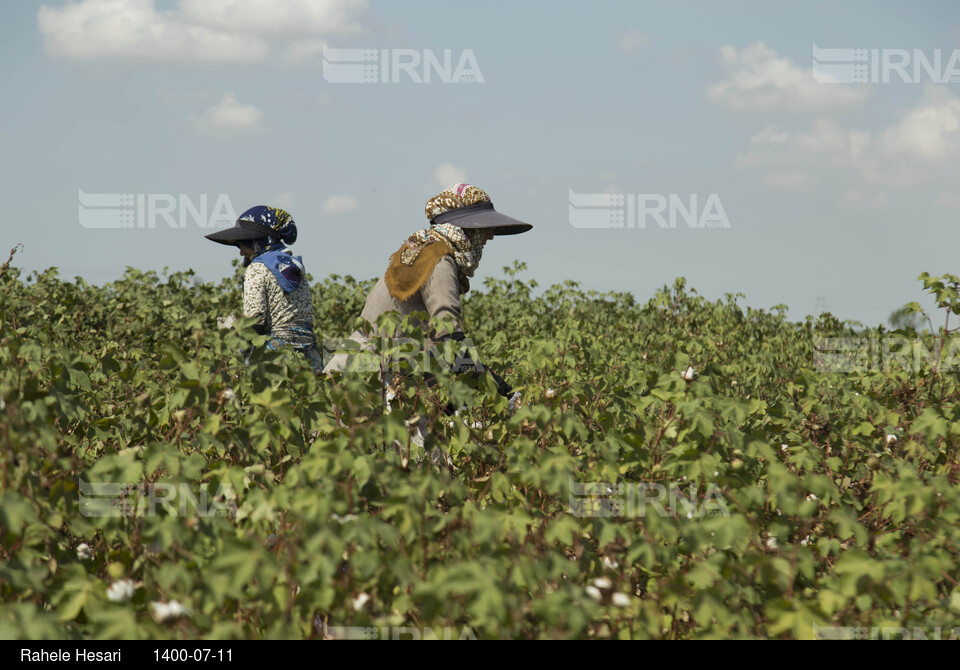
[236,205,298,263]
[400,183,493,280]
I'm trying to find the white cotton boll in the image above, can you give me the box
[106,579,137,603]
[217,315,236,330]
[685,511,693,520]
[602,556,619,571]
[886,434,897,445]
[585,586,602,601]
[351,592,371,611]
[76,543,93,560]
[806,493,818,501]
[545,388,556,399]
[765,536,778,550]
[611,593,631,608]
[165,601,189,618]
[150,602,170,621]
[682,366,695,381]
[150,600,190,622]
[781,444,789,452]
[222,388,236,402]
[592,577,612,590]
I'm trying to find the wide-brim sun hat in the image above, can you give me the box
[205,205,298,246]
[204,219,275,246]
[426,183,532,236]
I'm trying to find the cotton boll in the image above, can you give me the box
[150,600,190,622]
[352,592,371,611]
[106,579,137,603]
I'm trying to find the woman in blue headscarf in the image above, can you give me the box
[205,205,323,373]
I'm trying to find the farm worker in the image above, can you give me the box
[204,205,324,374]
[322,183,531,399]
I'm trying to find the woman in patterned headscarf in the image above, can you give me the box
[322,183,532,396]
[205,205,324,374]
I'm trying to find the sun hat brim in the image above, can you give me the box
[430,202,532,236]
[204,219,275,246]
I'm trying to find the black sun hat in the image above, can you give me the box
[204,206,298,246]
[425,184,532,236]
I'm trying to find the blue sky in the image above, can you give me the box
[3,0,960,327]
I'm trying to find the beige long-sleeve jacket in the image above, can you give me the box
[322,254,464,374]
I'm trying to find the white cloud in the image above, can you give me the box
[180,0,368,36]
[837,189,888,210]
[935,191,960,209]
[278,39,325,67]
[706,42,868,112]
[37,0,368,64]
[195,93,263,134]
[749,124,790,145]
[736,86,960,188]
[877,85,960,161]
[762,171,816,191]
[618,28,653,55]
[434,163,467,188]
[272,192,295,210]
[38,0,266,63]
[322,196,358,214]
[736,119,866,170]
